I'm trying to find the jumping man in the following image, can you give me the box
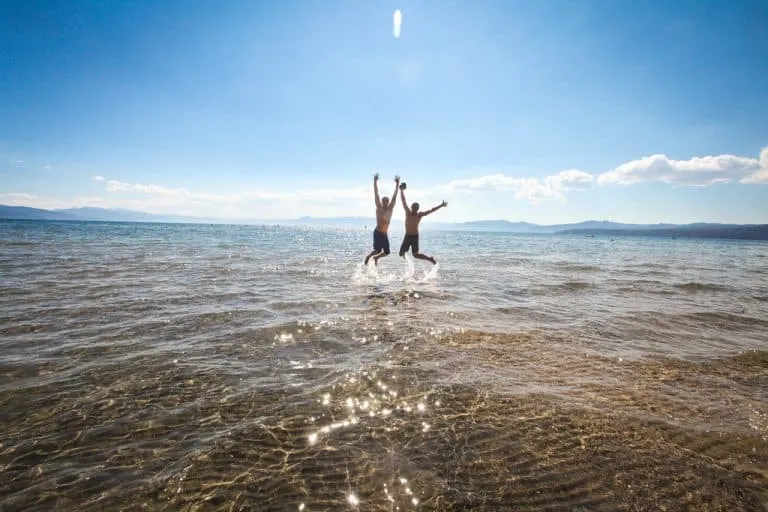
[364,173,400,266]
[398,185,447,265]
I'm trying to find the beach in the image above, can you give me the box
[1,220,767,510]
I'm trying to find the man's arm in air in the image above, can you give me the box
[389,175,400,209]
[421,200,448,216]
[400,188,409,212]
[373,173,381,208]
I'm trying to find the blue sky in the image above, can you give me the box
[1,0,767,223]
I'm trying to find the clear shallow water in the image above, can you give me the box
[1,220,767,510]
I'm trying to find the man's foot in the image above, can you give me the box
[428,256,437,265]
[364,255,371,266]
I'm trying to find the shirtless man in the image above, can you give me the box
[364,173,400,266]
[398,185,447,265]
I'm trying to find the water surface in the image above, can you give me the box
[1,220,767,510]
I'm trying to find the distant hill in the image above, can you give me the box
[1,204,766,240]
[59,207,160,222]
[56,207,221,224]
[0,205,81,221]
[440,220,543,233]
[439,220,682,234]
[551,220,676,232]
[560,225,768,240]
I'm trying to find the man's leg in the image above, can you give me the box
[373,235,391,265]
[366,229,384,265]
[398,237,410,258]
[413,252,436,264]
[411,235,437,264]
[373,250,389,265]
[364,249,382,266]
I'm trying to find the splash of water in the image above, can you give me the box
[402,255,440,284]
[424,262,440,282]
[403,255,415,280]
[351,255,440,286]
[351,260,404,285]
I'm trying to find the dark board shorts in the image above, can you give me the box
[373,229,390,254]
[399,234,419,255]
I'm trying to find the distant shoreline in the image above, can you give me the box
[3,217,768,241]
[2,204,768,240]
[559,226,768,241]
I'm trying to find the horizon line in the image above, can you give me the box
[1,203,767,227]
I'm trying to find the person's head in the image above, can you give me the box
[411,202,419,213]
[382,197,390,208]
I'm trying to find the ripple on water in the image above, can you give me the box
[2,223,768,510]
[4,342,766,510]
[673,281,730,293]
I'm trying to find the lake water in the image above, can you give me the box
[1,220,767,510]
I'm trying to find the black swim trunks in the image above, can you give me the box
[399,234,419,256]
[373,228,390,254]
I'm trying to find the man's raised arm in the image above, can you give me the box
[400,188,409,212]
[422,200,447,216]
[390,175,400,209]
[373,173,381,208]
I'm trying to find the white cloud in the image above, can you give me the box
[393,9,402,38]
[430,169,594,203]
[0,193,92,210]
[740,147,768,184]
[4,145,765,220]
[546,169,594,190]
[99,178,358,203]
[75,172,575,217]
[45,178,375,217]
[742,169,768,184]
[433,174,526,194]
[104,179,190,196]
[598,147,767,186]
[0,192,39,203]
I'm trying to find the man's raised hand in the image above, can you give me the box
[441,200,448,207]
[374,172,379,181]
[395,175,400,183]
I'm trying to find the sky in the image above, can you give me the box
[1,0,767,224]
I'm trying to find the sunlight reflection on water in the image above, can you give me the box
[1,222,767,510]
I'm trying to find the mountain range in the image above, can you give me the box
[1,204,767,239]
